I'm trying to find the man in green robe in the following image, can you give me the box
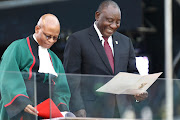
[0,14,71,120]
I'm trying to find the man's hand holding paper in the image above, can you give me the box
[134,91,148,102]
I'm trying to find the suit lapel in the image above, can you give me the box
[88,26,113,74]
[112,33,121,74]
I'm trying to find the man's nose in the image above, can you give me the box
[48,37,54,43]
[110,22,118,29]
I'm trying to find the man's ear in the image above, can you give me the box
[35,25,40,33]
[95,11,100,21]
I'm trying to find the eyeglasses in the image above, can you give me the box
[38,25,60,41]
[41,30,60,41]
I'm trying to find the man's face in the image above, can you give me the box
[35,25,60,49]
[95,5,121,38]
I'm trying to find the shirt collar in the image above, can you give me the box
[33,34,38,44]
[94,22,104,41]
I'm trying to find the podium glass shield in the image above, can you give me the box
[1,71,180,120]
[0,71,37,120]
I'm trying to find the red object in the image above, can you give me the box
[103,37,114,73]
[36,98,64,118]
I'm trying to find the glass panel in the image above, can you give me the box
[1,71,180,120]
[64,73,140,119]
[48,73,180,120]
[173,79,180,120]
[133,78,166,120]
[0,71,37,120]
[49,73,73,119]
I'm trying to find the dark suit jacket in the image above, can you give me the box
[63,25,138,117]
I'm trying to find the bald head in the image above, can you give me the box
[34,14,60,49]
[37,14,60,32]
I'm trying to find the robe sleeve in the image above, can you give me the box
[49,52,71,112]
[0,42,33,118]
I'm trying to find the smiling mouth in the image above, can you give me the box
[107,27,114,31]
[107,29,114,34]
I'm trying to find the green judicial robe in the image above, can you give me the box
[0,35,71,120]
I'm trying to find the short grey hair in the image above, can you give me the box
[97,0,120,12]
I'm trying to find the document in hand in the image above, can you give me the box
[96,72,162,95]
[37,98,76,119]
[36,98,64,118]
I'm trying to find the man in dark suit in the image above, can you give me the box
[63,0,148,118]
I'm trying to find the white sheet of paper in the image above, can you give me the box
[43,112,76,120]
[96,72,162,95]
